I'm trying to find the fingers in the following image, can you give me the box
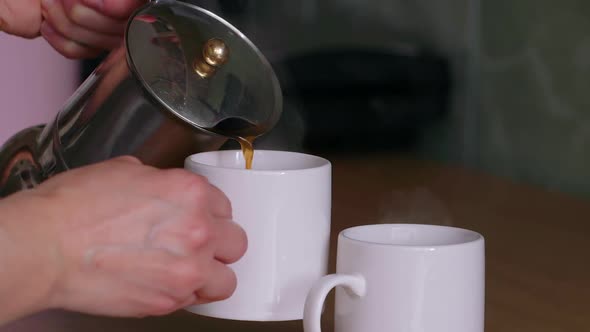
[38,0,145,58]
[148,168,246,263]
[111,155,143,165]
[86,246,237,307]
[63,0,126,34]
[213,219,247,264]
[42,0,123,50]
[141,219,246,303]
[148,219,215,256]
[57,273,183,317]
[156,169,233,219]
[103,281,184,317]
[149,217,247,263]
[40,20,103,59]
[84,0,146,19]
[0,0,42,38]
[195,259,237,303]
[0,0,143,55]
[87,247,208,302]
[206,183,234,219]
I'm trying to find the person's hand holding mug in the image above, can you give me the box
[0,0,145,58]
[0,156,247,324]
[184,150,332,321]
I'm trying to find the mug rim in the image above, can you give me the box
[185,149,331,174]
[340,223,484,249]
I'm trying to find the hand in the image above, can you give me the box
[0,0,145,58]
[0,156,247,319]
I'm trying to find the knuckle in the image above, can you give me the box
[69,5,86,26]
[184,175,210,196]
[111,155,142,165]
[164,170,209,196]
[187,223,214,249]
[88,249,108,270]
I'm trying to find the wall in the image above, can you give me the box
[475,0,590,197]
[240,0,590,198]
[28,0,582,197]
[217,0,477,159]
[0,34,79,145]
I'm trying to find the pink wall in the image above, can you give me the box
[0,34,79,145]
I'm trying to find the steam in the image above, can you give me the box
[378,188,454,226]
[251,92,307,153]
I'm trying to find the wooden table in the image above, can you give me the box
[3,155,589,331]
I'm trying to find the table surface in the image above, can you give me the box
[2,154,589,332]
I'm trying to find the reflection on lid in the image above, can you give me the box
[126,1,282,138]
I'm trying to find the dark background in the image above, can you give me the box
[81,0,452,156]
[82,0,590,198]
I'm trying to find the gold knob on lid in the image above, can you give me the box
[194,38,230,78]
[203,38,229,67]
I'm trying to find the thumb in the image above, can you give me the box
[83,0,146,20]
[0,0,42,38]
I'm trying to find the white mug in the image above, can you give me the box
[304,224,485,332]
[184,150,332,321]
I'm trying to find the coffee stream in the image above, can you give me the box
[212,117,261,170]
[237,136,255,170]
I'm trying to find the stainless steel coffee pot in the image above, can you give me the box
[0,0,282,197]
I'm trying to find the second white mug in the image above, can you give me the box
[304,223,485,332]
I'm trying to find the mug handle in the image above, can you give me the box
[303,274,366,332]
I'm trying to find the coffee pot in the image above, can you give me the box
[0,0,282,197]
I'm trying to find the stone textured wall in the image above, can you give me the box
[475,0,590,197]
